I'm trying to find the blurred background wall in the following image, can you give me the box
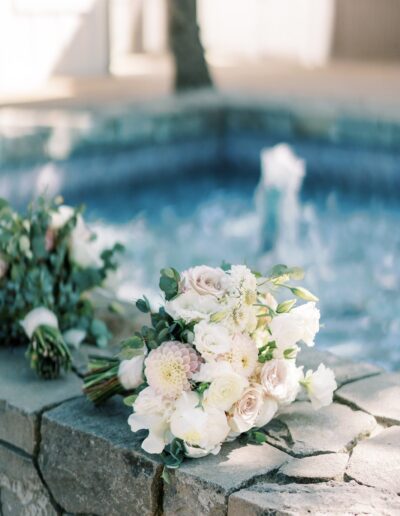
[1,0,400,94]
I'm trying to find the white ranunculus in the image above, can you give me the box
[260,359,303,406]
[269,302,320,352]
[170,392,229,454]
[303,364,337,410]
[203,370,248,411]
[128,387,174,454]
[165,290,220,323]
[118,351,146,390]
[50,205,74,230]
[20,307,58,338]
[193,321,233,360]
[229,384,278,433]
[62,328,86,349]
[0,254,8,279]
[182,265,227,298]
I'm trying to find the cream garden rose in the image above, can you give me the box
[193,320,233,360]
[203,370,248,411]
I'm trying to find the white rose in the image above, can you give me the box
[128,387,174,454]
[20,307,58,338]
[203,371,248,411]
[229,384,278,433]
[182,265,227,298]
[170,392,229,454]
[193,321,233,360]
[63,328,86,349]
[0,254,8,279]
[118,351,146,390]
[269,302,320,352]
[184,443,221,458]
[260,359,302,406]
[192,360,235,383]
[165,290,220,323]
[303,363,337,410]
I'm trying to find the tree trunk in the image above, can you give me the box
[168,0,213,91]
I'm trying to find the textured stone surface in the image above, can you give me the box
[228,481,400,516]
[265,402,377,456]
[39,397,162,516]
[336,372,400,424]
[296,347,382,388]
[0,443,56,516]
[0,347,82,455]
[163,442,289,516]
[278,453,349,482]
[346,426,400,494]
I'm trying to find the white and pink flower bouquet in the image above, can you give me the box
[83,263,336,470]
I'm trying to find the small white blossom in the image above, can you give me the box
[303,364,337,410]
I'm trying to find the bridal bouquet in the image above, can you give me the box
[83,263,337,469]
[0,197,122,379]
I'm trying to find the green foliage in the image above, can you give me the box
[159,267,180,300]
[161,438,185,469]
[258,341,277,363]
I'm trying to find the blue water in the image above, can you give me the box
[66,172,400,371]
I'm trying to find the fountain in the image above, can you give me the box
[255,143,305,255]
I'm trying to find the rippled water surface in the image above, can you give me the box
[67,172,400,371]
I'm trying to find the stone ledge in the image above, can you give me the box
[163,442,289,516]
[38,397,163,516]
[228,481,400,516]
[0,347,82,456]
[264,401,377,457]
[0,442,57,516]
[336,372,400,425]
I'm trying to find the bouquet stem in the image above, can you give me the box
[26,325,72,380]
[83,356,126,405]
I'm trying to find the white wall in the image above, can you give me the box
[198,0,335,67]
[0,0,109,93]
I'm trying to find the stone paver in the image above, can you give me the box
[163,442,289,516]
[0,443,56,516]
[265,402,377,456]
[228,481,400,516]
[38,397,162,516]
[346,426,400,494]
[336,372,400,425]
[296,347,382,388]
[0,347,82,455]
[278,453,349,482]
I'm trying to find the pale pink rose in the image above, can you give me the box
[260,359,302,406]
[45,228,56,252]
[229,384,278,433]
[182,265,227,298]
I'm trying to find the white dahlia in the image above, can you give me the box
[144,341,201,399]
